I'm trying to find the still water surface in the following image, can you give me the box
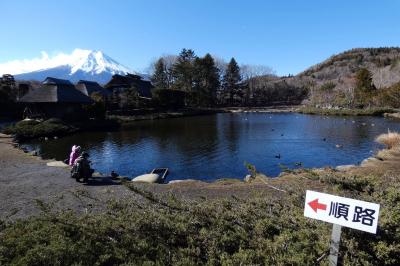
[23,113,400,181]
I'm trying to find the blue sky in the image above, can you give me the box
[1,0,399,76]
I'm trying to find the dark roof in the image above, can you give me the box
[19,77,93,104]
[76,80,111,97]
[105,74,153,98]
[43,77,73,85]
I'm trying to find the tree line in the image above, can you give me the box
[150,48,289,107]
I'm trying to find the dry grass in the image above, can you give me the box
[375,130,400,149]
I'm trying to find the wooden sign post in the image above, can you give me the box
[329,224,342,266]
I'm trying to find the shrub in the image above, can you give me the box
[83,92,106,119]
[375,83,400,108]
[1,119,76,140]
[376,131,400,149]
[244,161,257,177]
[319,82,336,92]
[1,177,400,265]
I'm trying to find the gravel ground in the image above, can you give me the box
[0,134,138,220]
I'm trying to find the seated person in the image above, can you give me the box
[71,152,94,183]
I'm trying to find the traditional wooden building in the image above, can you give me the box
[18,77,93,120]
[104,74,154,109]
[105,74,153,98]
[75,80,111,98]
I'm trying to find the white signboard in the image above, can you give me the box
[304,190,380,234]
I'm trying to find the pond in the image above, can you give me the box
[0,119,16,130]
[22,113,400,182]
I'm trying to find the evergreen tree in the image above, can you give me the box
[193,54,220,106]
[354,68,376,108]
[171,49,197,92]
[355,68,376,93]
[222,58,241,106]
[151,58,168,90]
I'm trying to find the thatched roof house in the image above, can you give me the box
[76,80,111,97]
[19,77,93,120]
[105,74,153,98]
[20,77,93,104]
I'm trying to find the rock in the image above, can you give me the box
[244,174,253,182]
[336,165,355,171]
[92,172,103,177]
[168,179,197,184]
[256,173,269,180]
[46,161,69,168]
[28,150,38,156]
[360,157,380,166]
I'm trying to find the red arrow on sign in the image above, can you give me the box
[308,198,327,213]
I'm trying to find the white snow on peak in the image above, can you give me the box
[0,48,134,76]
[68,49,132,75]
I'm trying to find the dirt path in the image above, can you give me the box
[0,134,140,220]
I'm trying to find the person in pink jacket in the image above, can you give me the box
[69,145,81,166]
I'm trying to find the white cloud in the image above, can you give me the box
[0,49,92,75]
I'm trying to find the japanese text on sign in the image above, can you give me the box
[304,190,380,234]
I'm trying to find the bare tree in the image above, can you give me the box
[240,64,276,105]
[212,55,228,77]
[241,64,276,80]
[147,54,178,89]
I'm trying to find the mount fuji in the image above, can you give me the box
[8,49,136,84]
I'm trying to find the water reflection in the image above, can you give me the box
[23,113,400,181]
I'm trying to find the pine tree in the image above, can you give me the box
[355,68,376,108]
[151,58,168,90]
[222,58,241,106]
[355,68,376,93]
[193,54,220,106]
[172,49,197,92]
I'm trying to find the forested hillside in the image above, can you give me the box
[277,47,400,108]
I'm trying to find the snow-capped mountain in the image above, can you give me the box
[6,49,135,84]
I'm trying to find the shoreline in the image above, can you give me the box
[298,106,398,116]
[1,128,398,220]
[6,105,399,141]
[110,105,300,123]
